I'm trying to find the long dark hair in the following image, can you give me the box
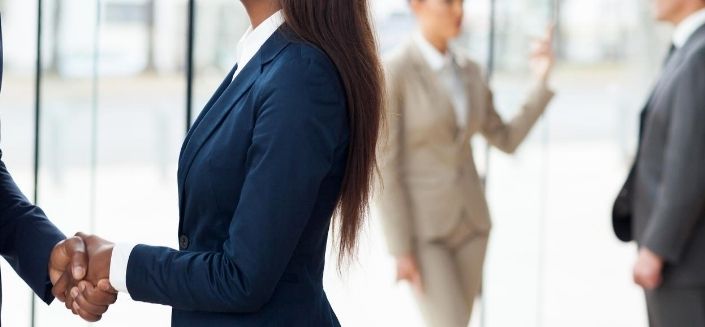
[280,0,383,264]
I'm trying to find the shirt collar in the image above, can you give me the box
[235,10,285,70]
[414,32,454,72]
[673,7,705,49]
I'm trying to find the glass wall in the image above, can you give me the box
[0,0,39,325]
[0,0,675,326]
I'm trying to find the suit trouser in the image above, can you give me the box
[413,219,489,327]
[646,286,705,327]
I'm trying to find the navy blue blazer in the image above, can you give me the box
[0,151,65,309]
[0,16,65,311]
[125,27,348,326]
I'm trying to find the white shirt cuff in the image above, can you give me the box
[109,243,137,294]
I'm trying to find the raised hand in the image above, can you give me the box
[530,24,556,85]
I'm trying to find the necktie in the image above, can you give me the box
[663,43,676,67]
[639,44,676,145]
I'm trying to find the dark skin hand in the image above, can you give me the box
[49,236,88,296]
[53,232,118,322]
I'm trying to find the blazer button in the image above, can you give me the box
[179,235,189,250]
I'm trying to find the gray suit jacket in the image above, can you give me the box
[613,24,705,286]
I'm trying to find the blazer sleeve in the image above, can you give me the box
[376,63,415,257]
[0,152,65,304]
[480,82,555,154]
[642,53,705,263]
[125,55,348,313]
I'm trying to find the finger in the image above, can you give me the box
[52,269,73,302]
[65,287,75,311]
[72,301,102,322]
[642,277,655,290]
[64,237,87,280]
[533,41,551,54]
[74,232,89,239]
[545,23,556,43]
[73,285,109,315]
[633,266,642,285]
[632,271,639,285]
[530,44,550,58]
[411,275,424,295]
[646,272,661,290]
[97,279,118,294]
[81,280,117,306]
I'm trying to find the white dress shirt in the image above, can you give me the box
[673,7,705,49]
[109,10,286,295]
[414,32,469,129]
[232,10,285,81]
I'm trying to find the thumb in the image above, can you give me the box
[411,271,424,295]
[65,236,88,280]
[97,279,117,294]
[546,23,556,42]
[395,268,405,282]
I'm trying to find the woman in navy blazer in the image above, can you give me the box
[56,0,383,325]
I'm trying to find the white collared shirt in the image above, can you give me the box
[108,10,286,296]
[414,32,469,129]
[232,10,285,81]
[673,7,705,49]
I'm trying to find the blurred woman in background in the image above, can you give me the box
[378,0,555,326]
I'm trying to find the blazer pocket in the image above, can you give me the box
[410,182,464,240]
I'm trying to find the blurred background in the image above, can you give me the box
[0,0,672,326]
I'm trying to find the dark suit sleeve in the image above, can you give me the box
[0,153,65,304]
[642,52,705,263]
[125,54,347,312]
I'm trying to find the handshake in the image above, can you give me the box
[48,233,119,322]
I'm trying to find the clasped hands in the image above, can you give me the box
[48,232,118,322]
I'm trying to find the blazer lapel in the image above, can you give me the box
[406,42,459,138]
[178,64,238,163]
[177,28,292,187]
[456,58,483,143]
[178,58,262,185]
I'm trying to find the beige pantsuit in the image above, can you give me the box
[378,39,554,327]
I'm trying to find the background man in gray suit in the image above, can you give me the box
[612,0,705,325]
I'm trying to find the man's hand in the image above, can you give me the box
[396,254,424,294]
[75,232,114,285]
[70,279,118,322]
[49,236,88,302]
[633,247,664,290]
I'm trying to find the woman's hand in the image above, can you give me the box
[395,254,424,295]
[530,24,556,85]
